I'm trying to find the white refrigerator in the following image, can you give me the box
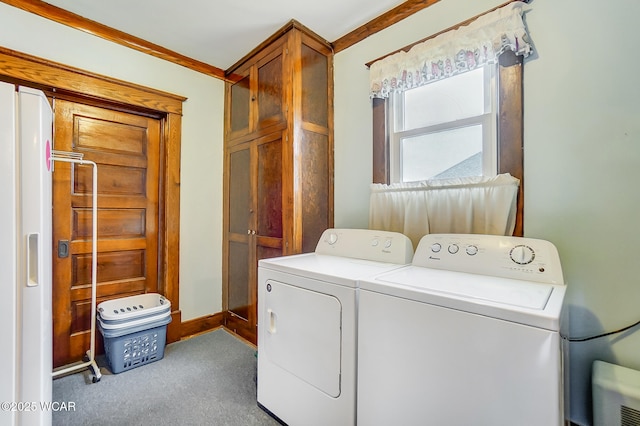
[0,81,53,426]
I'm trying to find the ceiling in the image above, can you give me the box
[42,0,407,70]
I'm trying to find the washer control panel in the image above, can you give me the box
[315,228,414,265]
[413,234,564,285]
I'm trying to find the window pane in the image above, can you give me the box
[401,125,482,182]
[402,68,485,131]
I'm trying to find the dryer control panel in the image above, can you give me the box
[315,228,414,265]
[413,234,564,285]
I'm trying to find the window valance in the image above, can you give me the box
[369,1,532,98]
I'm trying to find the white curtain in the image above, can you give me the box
[369,174,519,248]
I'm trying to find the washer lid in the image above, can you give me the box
[376,267,552,310]
[361,266,566,330]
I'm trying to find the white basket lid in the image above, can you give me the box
[97,293,171,321]
[98,310,171,330]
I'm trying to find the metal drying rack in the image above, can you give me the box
[50,150,102,383]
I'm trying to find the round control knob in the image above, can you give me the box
[430,243,441,253]
[466,245,478,256]
[510,245,535,265]
[448,244,459,254]
[327,233,338,245]
[371,238,379,247]
[384,239,392,248]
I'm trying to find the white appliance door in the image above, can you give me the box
[18,86,53,426]
[358,290,563,426]
[0,80,18,426]
[262,279,342,397]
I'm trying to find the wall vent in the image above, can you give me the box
[621,405,640,426]
[593,360,640,426]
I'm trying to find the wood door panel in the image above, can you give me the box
[257,56,283,124]
[72,208,146,239]
[69,287,142,335]
[70,300,94,334]
[53,99,160,367]
[70,292,146,336]
[228,147,251,235]
[301,43,329,128]
[74,164,147,196]
[72,250,146,287]
[228,240,250,320]
[230,74,251,134]
[70,238,147,254]
[75,115,148,155]
[257,137,282,238]
[70,281,146,303]
[74,150,148,169]
[257,49,284,130]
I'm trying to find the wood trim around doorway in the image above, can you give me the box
[0,46,185,343]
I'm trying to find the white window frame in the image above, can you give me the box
[389,64,498,183]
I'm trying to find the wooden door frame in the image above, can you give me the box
[0,46,185,343]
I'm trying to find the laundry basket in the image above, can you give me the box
[97,293,172,374]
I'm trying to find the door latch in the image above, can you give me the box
[58,240,69,258]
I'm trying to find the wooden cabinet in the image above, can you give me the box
[223,21,334,343]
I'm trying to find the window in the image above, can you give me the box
[389,65,497,183]
[367,1,532,235]
[372,52,524,235]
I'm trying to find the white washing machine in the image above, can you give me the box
[257,228,414,426]
[358,233,567,426]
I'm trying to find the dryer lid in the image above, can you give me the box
[259,253,407,288]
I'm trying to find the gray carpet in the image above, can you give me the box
[52,329,280,426]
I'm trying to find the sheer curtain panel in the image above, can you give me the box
[369,174,520,247]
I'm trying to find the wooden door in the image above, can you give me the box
[224,132,284,343]
[52,100,161,367]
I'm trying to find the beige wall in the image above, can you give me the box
[0,2,225,321]
[334,1,640,424]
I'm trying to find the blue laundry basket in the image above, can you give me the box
[97,294,172,373]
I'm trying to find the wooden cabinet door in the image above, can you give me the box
[255,46,285,132]
[226,145,252,322]
[227,68,251,141]
[52,100,160,367]
[226,43,284,144]
[224,132,284,343]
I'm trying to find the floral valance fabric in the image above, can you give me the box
[369,1,532,98]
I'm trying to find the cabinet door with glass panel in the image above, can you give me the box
[225,40,286,144]
[224,132,284,342]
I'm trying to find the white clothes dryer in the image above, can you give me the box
[357,233,567,426]
[257,228,414,426]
